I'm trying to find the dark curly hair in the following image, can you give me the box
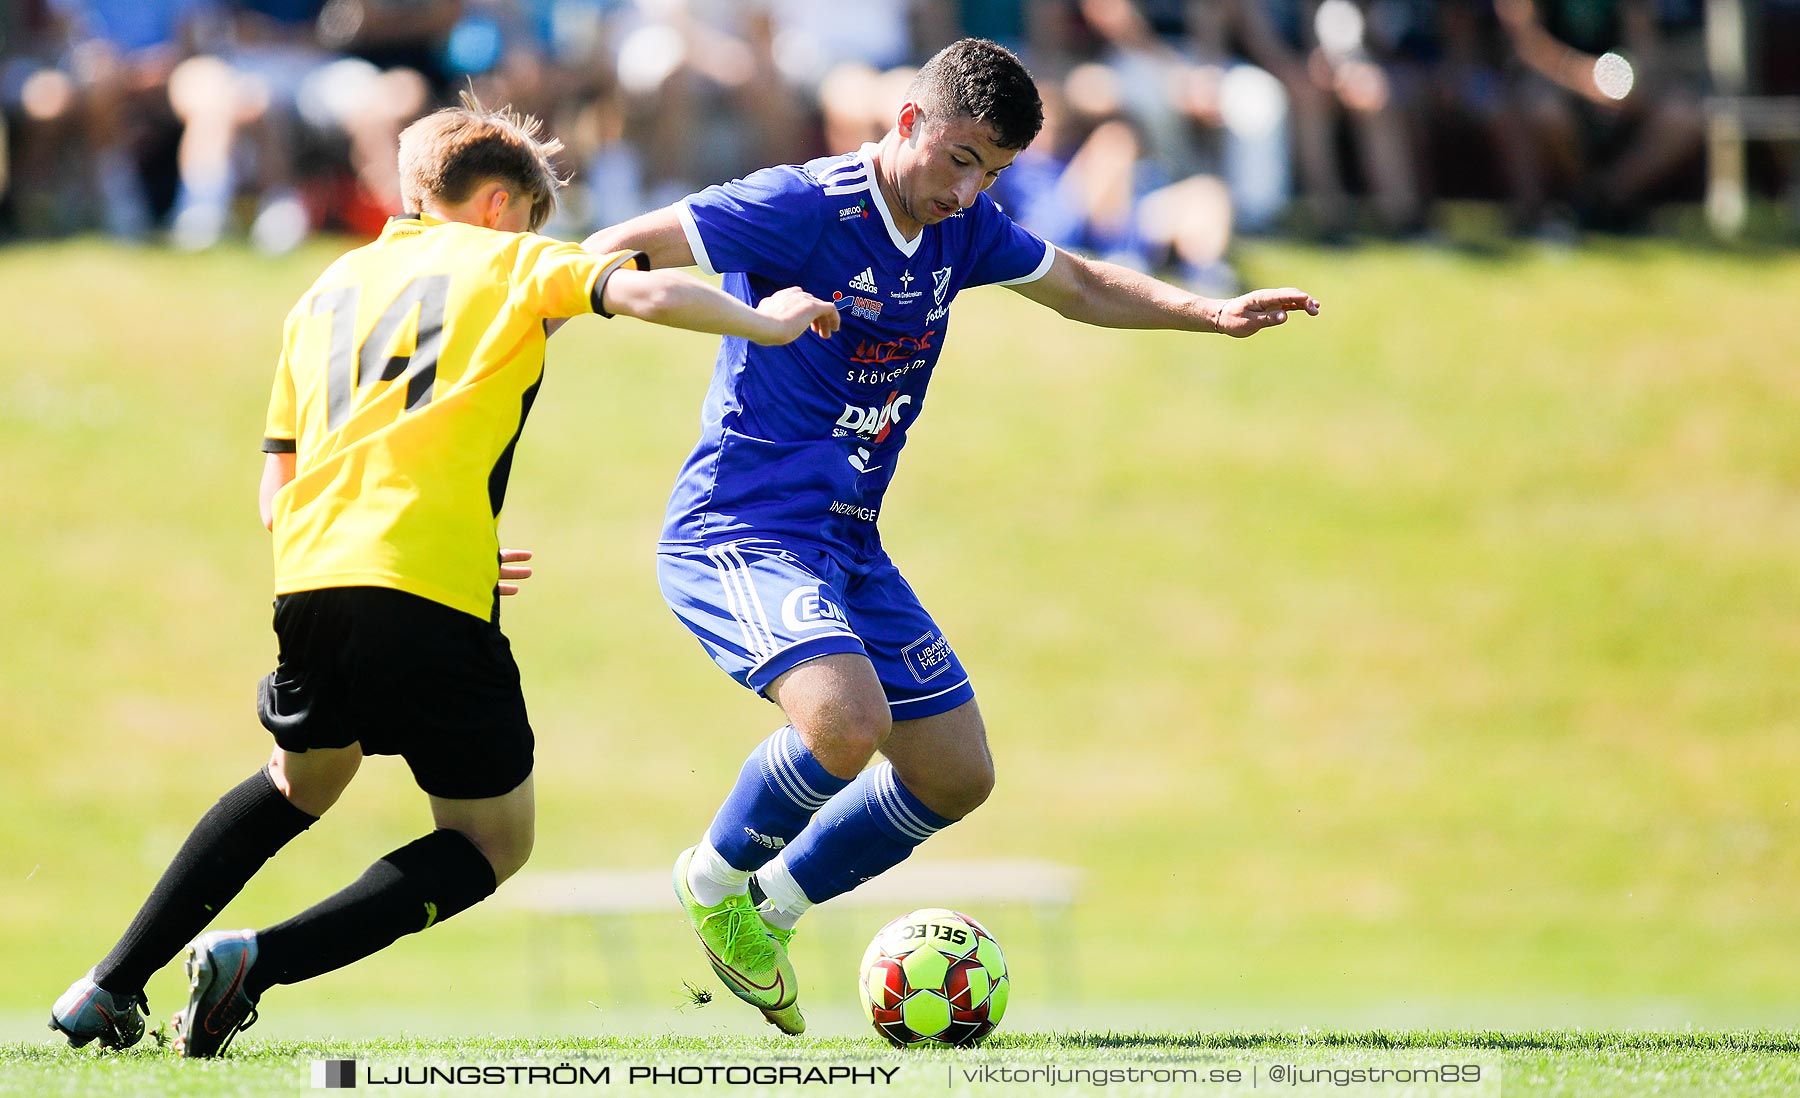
[905,38,1043,151]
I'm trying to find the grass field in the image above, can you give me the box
[3,234,1799,1094]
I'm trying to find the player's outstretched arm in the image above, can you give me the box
[1008,246,1319,338]
[582,207,696,270]
[601,268,840,345]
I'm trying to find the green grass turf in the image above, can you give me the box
[5,1030,1799,1096]
[3,236,1799,1039]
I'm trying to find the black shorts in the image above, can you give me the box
[257,586,534,800]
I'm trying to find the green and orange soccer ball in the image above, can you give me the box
[858,908,1009,1047]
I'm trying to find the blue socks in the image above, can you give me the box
[698,730,958,922]
[705,727,849,872]
[769,762,953,914]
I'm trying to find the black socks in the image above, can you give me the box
[93,767,317,996]
[88,769,500,1002]
[247,828,497,996]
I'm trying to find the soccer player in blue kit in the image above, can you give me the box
[583,38,1319,1033]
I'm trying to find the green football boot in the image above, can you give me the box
[672,847,804,1034]
[748,873,804,1035]
[754,910,804,1033]
[760,917,795,952]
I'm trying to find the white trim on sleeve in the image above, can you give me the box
[992,240,1056,286]
[676,200,717,277]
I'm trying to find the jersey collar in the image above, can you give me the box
[379,212,442,241]
[857,143,922,259]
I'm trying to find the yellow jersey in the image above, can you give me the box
[263,214,642,620]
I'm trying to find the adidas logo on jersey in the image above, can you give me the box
[848,268,878,294]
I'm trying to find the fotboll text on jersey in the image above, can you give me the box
[836,392,912,443]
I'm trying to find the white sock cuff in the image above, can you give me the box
[756,857,812,924]
[688,837,751,907]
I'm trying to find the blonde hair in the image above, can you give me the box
[398,92,566,231]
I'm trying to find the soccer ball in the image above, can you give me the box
[858,908,1009,1047]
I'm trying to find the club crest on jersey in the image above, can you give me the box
[782,585,847,632]
[835,390,912,444]
[925,267,954,322]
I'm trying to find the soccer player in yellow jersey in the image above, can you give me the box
[49,95,840,1058]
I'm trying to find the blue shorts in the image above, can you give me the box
[658,538,975,720]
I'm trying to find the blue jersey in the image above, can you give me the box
[666,144,1054,555]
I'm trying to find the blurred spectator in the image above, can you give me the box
[995,61,1238,293]
[165,0,326,250]
[766,0,950,89]
[1425,0,1563,235]
[1076,0,1291,234]
[1495,0,1706,232]
[56,0,208,237]
[315,0,461,225]
[3,0,198,236]
[597,0,798,213]
[438,0,622,231]
[3,0,76,235]
[813,61,915,154]
[992,70,1149,269]
[165,0,452,251]
[773,0,949,161]
[318,0,461,91]
[1236,0,1429,236]
[950,0,1076,63]
[5,0,1795,246]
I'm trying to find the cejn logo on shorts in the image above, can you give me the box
[782,586,848,632]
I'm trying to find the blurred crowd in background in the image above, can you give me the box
[4,0,1799,284]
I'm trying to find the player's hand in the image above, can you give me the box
[1209,287,1321,338]
[498,548,534,596]
[752,287,841,345]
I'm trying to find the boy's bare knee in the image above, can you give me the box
[458,822,532,884]
[267,746,360,817]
